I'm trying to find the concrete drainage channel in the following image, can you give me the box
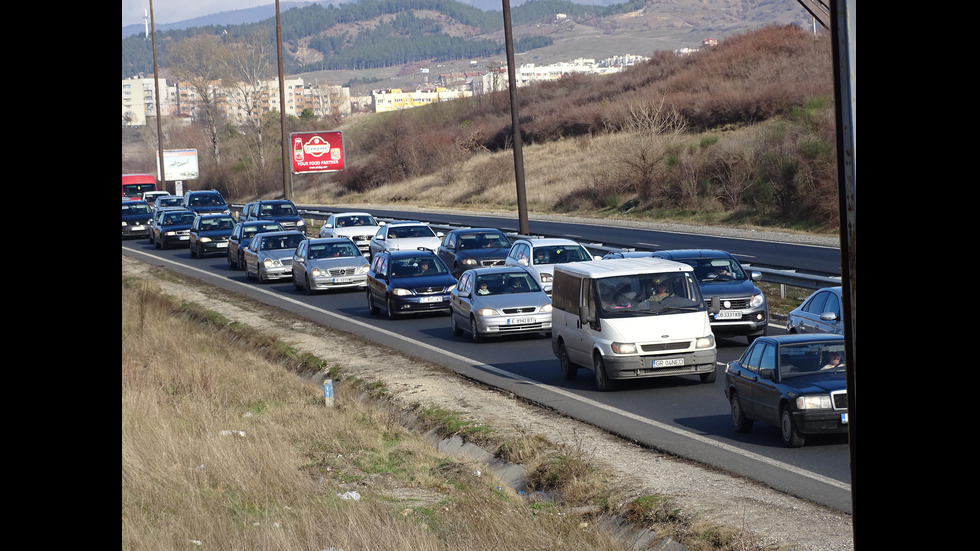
[427,430,681,551]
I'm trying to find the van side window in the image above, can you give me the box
[552,272,578,315]
[582,278,595,321]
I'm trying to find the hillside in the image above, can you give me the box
[122,0,816,81]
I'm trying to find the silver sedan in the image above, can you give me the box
[243,230,306,282]
[449,266,552,342]
[292,238,370,294]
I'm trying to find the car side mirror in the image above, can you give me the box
[750,271,762,281]
[517,258,529,266]
[759,368,776,381]
[436,232,445,238]
[709,296,720,315]
[592,255,602,261]
[820,312,839,322]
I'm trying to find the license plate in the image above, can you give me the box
[507,317,534,325]
[841,413,848,424]
[133,225,145,230]
[179,235,189,240]
[653,358,685,367]
[332,277,353,283]
[419,296,442,303]
[715,310,742,320]
[217,242,227,248]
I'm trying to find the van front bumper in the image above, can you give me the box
[603,349,717,380]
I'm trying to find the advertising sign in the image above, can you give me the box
[291,131,345,174]
[157,149,199,181]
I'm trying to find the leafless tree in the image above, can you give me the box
[168,35,233,167]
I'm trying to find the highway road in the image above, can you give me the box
[122,211,851,514]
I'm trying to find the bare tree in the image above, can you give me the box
[168,35,233,167]
[225,32,277,174]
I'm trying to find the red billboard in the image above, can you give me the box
[290,131,345,174]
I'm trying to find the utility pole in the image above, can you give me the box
[276,0,291,199]
[149,0,167,189]
[501,0,529,235]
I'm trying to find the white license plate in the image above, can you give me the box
[133,225,145,230]
[715,310,742,320]
[179,235,189,240]
[217,242,227,248]
[419,296,442,303]
[654,358,685,367]
[507,317,534,325]
[332,277,353,283]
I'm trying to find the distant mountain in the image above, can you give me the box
[121,0,621,38]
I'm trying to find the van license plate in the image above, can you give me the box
[715,311,742,320]
[654,358,685,368]
[508,317,534,325]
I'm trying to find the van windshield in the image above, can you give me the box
[596,272,704,317]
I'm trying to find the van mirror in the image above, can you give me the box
[579,303,592,325]
[709,296,720,315]
[517,258,529,266]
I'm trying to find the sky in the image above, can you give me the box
[122,0,276,27]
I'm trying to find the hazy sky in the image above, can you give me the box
[122,0,276,27]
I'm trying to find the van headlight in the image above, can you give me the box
[540,273,553,283]
[696,335,715,349]
[611,342,637,354]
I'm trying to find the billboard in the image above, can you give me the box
[291,131,345,174]
[157,149,199,181]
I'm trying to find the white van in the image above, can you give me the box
[550,258,718,391]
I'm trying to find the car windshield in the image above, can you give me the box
[691,258,747,282]
[164,212,196,225]
[260,203,297,216]
[475,272,541,294]
[122,203,152,216]
[532,245,591,265]
[596,273,704,317]
[335,215,377,227]
[261,234,303,250]
[189,193,224,207]
[388,225,434,239]
[309,242,360,259]
[459,232,510,249]
[201,217,235,231]
[779,342,846,378]
[390,257,448,277]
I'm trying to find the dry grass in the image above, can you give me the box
[122,280,637,550]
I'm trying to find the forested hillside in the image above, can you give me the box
[121,0,647,77]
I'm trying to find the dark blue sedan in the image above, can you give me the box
[189,214,237,258]
[152,209,197,249]
[366,250,458,319]
[724,334,848,447]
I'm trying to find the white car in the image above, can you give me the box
[504,237,599,295]
[318,212,384,256]
[368,221,443,260]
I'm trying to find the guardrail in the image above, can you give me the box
[241,206,840,295]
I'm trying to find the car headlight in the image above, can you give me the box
[355,265,369,274]
[122,221,128,227]
[263,258,282,268]
[311,267,326,277]
[796,395,832,410]
[447,284,457,293]
[610,342,637,354]
[476,307,499,317]
[750,293,766,308]
[540,303,552,313]
[540,273,553,282]
[200,237,212,243]
[392,288,412,296]
[462,258,477,266]
[297,219,306,227]
[696,334,716,349]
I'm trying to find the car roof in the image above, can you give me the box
[387,221,426,226]
[464,265,532,275]
[331,211,375,217]
[259,199,293,204]
[452,228,504,234]
[308,237,355,244]
[652,249,733,260]
[258,230,305,237]
[197,213,234,219]
[383,249,438,259]
[755,334,845,346]
[126,200,150,206]
[515,237,584,246]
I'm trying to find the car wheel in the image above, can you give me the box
[559,342,578,380]
[154,235,161,249]
[227,252,235,269]
[238,252,245,270]
[730,392,753,433]
[305,275,315,296]
[292,273,301,292]
[780,406,805,448]
[699,367,717,384]
[367,289,380,315]
[385,297,398,320]
[594,353,612,391]
[469,317,484,343]
[450,311,463,336]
